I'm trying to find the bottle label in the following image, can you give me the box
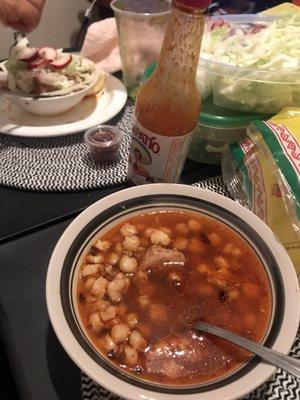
[128,119,194,185]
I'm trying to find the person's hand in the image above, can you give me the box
[0,0,46,33]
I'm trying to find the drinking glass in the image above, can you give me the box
[111,0,171,99]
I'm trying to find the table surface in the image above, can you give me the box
[0,156,220,400]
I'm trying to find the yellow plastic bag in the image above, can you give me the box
[223,108,300,275]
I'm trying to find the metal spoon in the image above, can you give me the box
[195,321,300,379]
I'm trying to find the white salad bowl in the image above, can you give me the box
[46,184,300,400]
[6,70,100,117]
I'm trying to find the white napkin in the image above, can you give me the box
[80,18,122,73]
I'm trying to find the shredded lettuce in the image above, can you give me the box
[5,59,27,75]
[63,57,77,76]
[198,13,300,113]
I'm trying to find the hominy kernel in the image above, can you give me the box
[84,277,96,291]
[81,264,100,278]
[86,254,105,264]
[101,334,117,352]
[214,256,229,269]
[228,289,239,300]
[123,235,140,252]
[138,295,150,307]
[188,238,205,253]
[95,239,111,251]
[144,228,155,238]
[111,323,131,343]
[120,223,138,237]
[124,345,138,365]
[114,242,124,254]
[89,312,103,333]
[100,305,117,321]
[173,237,188,251]
[188,219,202,232]
[196,262,210,275]
[150,230,171,246]
[175,223,189,236]
[149,304,167,322]
[232,247,242,257]
[91,277,108,297]
[160,227,172,235]
[124,313,138,329]
[243,283,259,297]
[119,255,138,273]
[223,243,234,255]
[130,330,147,351]
[208,232,221,246]
[106,252,119,266]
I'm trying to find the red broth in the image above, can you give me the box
[77,211,272,385]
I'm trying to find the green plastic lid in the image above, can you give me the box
[200,96,271,128]
[143,63,271,129]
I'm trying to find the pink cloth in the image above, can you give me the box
[81,18,122,73]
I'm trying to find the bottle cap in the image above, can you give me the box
[178,0,211,8]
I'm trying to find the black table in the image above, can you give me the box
[0,161,220,400]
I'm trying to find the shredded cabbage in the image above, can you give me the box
[198,13,300,113]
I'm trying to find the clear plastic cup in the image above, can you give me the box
[84,125,123,165]
[111,0,171,99]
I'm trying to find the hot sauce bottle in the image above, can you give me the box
[127,0,211,185]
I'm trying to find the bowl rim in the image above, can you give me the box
[46,184,300,400]
[110,0,171,18]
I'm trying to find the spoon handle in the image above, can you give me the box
[195,322,300,379]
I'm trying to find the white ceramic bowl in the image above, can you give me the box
[46,184,300,400]
[8,72,99,117]
[0,59,100,117]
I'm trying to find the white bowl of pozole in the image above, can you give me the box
[46,184,300,400]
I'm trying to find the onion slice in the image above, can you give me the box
[38,47,57,61]
[16,47,38,62]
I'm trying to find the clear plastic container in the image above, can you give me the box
[188,98,270,165]
[84,125,123,165]
[197,14,300,114]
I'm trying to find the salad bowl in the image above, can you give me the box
[0,38,103,116]
[2,69,101,117]
[197,14,300,114]
[1,72,100,117]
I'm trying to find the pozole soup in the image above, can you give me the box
[77,210,271,386]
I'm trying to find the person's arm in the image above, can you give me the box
[0,0,46,33]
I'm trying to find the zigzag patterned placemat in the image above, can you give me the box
[0,103,134,192]
[80,176,300,400]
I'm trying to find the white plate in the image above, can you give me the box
[0,73,127,138]
[46,184,300,400]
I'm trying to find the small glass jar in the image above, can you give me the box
[84,125,123,165]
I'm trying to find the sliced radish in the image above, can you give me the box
[38,47,57,61]
[250,24,266,34]
[50,54,72,69]
[27,58,49,70]
[16,47,38,62]
[210,18,231,31]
